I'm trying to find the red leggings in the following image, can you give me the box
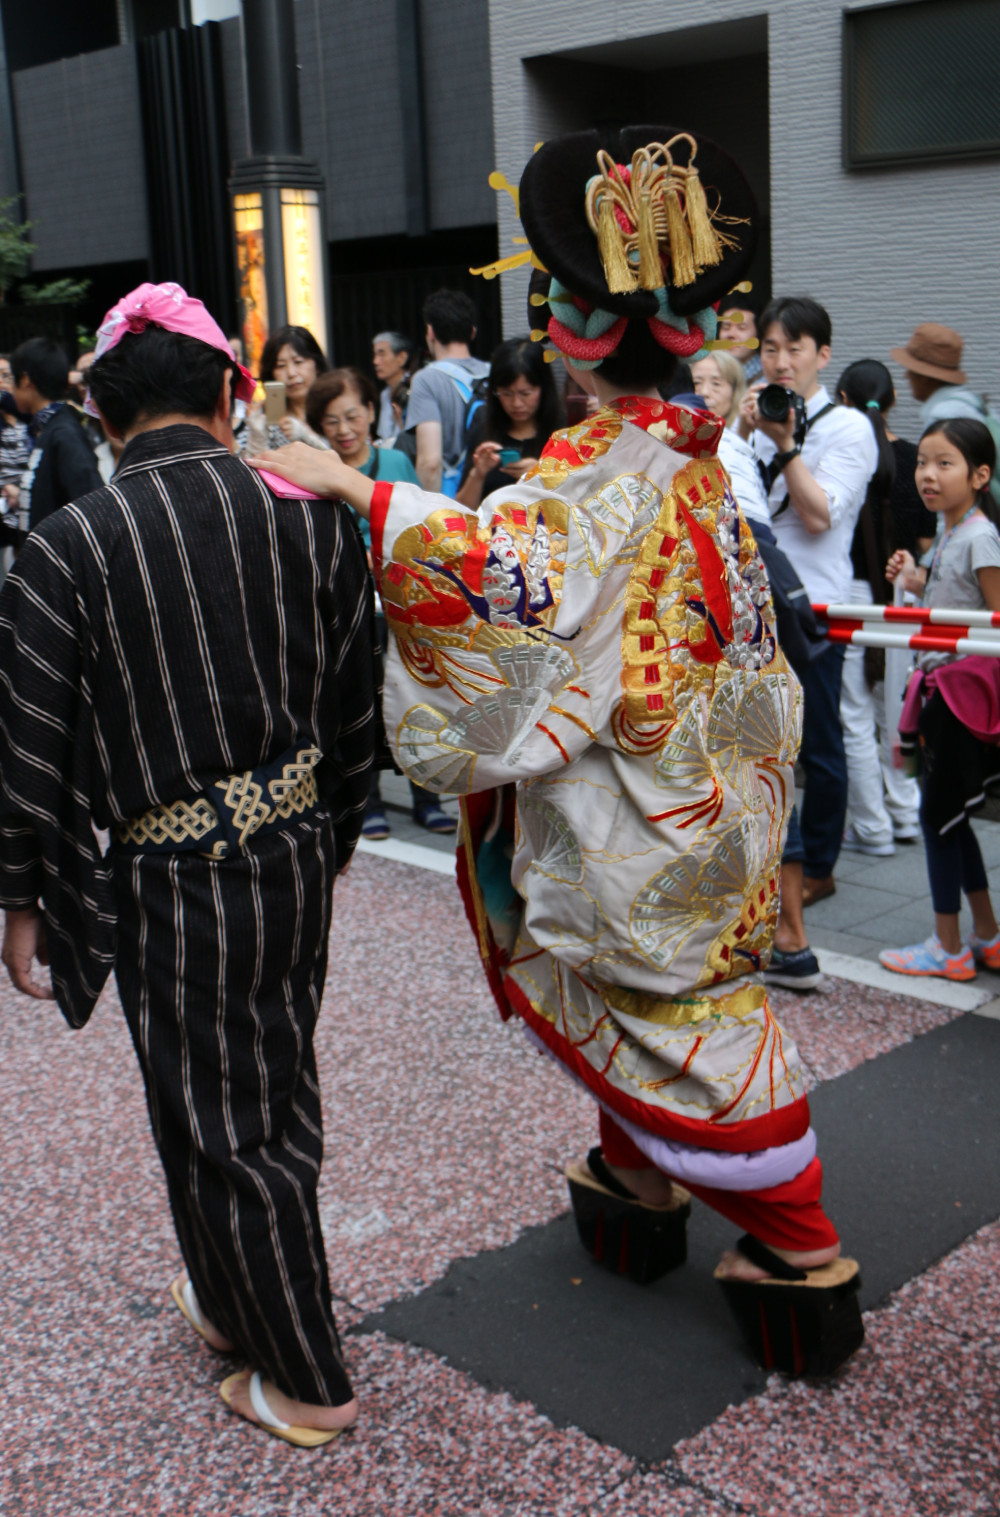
[598,1110,839,1253]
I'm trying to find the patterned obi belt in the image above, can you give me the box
[112,746,323,859]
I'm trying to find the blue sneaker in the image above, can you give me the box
[762,945,822,992]
[879,935,975,982]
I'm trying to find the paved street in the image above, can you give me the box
[3,813,1000,1516]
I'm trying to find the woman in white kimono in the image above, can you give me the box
[255,125,863,1378]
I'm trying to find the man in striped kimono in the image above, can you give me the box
[0,284,376,1444]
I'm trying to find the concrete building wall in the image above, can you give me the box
[290,0,495,243]
[295,0,410,242]
[13,45,149,270]
[421,0,496,230]
[488,0,1000,436]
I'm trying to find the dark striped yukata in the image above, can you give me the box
[0,424,379,1406]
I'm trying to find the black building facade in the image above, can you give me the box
[0,0,501,365]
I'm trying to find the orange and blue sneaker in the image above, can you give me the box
[879,935,976,982]
[968,929,1000,971]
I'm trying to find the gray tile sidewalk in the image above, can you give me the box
[808,816,1000,968]
[367,770,460,856]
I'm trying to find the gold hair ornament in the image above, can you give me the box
[470,168,548,279]
[584,136,744,294]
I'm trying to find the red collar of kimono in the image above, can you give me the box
[607,396,724,457]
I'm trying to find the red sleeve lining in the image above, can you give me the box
[369,480,393,590]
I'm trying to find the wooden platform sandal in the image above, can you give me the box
[715,1234,865,1377]
[565,1146,692,1285]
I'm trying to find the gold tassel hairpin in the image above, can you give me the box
[585,136,741,294]
[585,151,639,293]
[665,134,722,271]
[598,195,636,294]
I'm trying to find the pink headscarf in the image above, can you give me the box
[85,280,256,417]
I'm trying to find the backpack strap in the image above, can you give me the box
[434,360,475,403]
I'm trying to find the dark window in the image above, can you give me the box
[844,0,1000,168]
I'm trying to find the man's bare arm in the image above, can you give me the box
[415,420,443,493]
[779,455,831,534]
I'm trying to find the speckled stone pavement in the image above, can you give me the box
[3,847,999,1517]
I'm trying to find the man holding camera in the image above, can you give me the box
[740,296,876,957]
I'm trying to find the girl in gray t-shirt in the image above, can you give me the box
[881,418,1000,983]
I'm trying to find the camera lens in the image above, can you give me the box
[757,384,792,423]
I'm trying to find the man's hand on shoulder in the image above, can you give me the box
[2,906,55,999]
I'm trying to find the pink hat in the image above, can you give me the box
[86,280,256,416]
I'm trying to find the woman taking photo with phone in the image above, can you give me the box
[455,336,562,509]
[248,325,331,451]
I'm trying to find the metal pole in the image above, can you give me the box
[241,0,302,159]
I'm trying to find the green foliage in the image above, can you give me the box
[21,277,92,307]
[0,197,35,298]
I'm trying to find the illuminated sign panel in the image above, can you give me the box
[233,192,268,375]
[281,188,328,344]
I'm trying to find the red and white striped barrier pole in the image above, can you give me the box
[812,603,1000,659]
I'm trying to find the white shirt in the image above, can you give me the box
[718,428,771,526]
[754,386,877,605]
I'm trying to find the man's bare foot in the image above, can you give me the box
[224,1369,359,1433]
[598,1158,677,1206]
[715,1240,841,1281]
[174,1276,234,1352]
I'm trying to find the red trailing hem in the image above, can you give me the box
[504,972,810,1155]
[369,480,394,591]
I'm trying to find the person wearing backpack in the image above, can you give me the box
[403,289,489,495]
[891,324,1000,509]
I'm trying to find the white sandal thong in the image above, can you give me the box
[249,1370,292,1431]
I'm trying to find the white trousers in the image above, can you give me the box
[841,579,921,844]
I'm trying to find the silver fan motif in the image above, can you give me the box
[654,701,714,790]
[396,705,475,791]
[571,475,652,575]
[438,644,575,764]
[518,791,585,883]
[630,817,761,968]
[706,673,799,779]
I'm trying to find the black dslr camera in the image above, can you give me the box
[757,383,807,441]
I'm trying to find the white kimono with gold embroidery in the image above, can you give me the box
[370,398,812,1184]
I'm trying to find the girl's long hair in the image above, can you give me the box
[837,359,897,600]
[484,338,563,446]
[836,359,896,504]
[920,416,1000,528]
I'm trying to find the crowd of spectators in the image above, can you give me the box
[3,286,999,973]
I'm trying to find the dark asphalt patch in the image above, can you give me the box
[359,1015,1000,1461]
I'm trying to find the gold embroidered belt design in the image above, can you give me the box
[113,746,323,860]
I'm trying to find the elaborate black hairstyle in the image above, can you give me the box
[518,125,758,320]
